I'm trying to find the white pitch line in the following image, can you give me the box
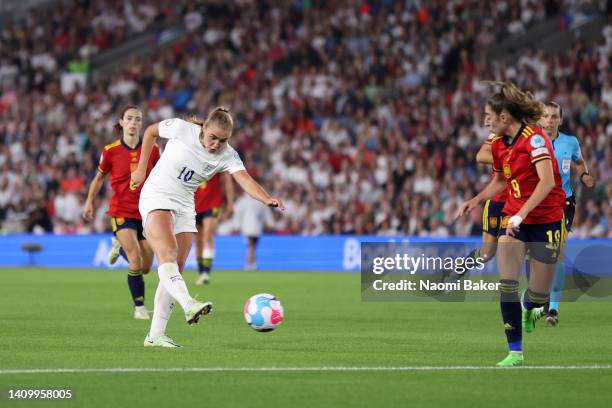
[2,365,612,375]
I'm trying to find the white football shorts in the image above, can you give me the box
[139,197,197,236]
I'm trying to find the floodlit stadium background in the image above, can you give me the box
[0,1,610,251]
[1,2,612,407]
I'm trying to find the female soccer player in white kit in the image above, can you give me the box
[131,107,284,348]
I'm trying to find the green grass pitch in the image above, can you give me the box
[1,267,611,407]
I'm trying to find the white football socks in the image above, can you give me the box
[157,262,193,310]
[149,282,174,338]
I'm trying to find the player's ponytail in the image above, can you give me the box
[204,106,233,135]
[112,123,123,136]
[484,81,543,124]
[188,115,205,126]
[113,105,141,136]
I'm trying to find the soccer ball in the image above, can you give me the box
[243,293,284,332]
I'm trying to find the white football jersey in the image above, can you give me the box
[140,118,245,211]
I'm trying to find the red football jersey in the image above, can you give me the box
[491,124,565,224]
[195,173,223,213]
[484,133,507,203]
[98,138,160,219]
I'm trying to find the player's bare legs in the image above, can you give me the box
[138,239,154,274]
[203,218,217,256]
[480,232,498,263]
[195,216,217,284]
[497,236,525,281]
[176,232,196,273]
[144,210,193,310]
[527,259,556,294]
[144,210,179,265]
[144,215,179,344]
[117,229,143,271]
[145,210,211,327]
[116,228,148,319]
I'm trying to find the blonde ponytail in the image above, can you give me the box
[188,115,205,126]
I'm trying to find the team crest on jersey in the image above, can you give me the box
[530,135,545,148]
[489,217,498,229]
[203,164,215,174]
[503,164,512,179]
[501,216,509,229]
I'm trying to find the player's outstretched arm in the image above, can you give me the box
[231,170,285,210]
[131,123,159,189]
[455,172,506,219]
[221,171,235,217]
[476,143,493,165]
[82,170,107,222]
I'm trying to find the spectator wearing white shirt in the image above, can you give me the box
[233,192,274,270]
[184,4,203,32]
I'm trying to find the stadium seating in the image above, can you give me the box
[0,1,610,237]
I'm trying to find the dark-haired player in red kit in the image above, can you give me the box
[194,172,234,285]
[83,106,161,320]
[456,82,565,366]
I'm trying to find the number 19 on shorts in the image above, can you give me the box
[546,228,562,250]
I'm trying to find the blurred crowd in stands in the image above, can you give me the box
[0,0,611,237]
